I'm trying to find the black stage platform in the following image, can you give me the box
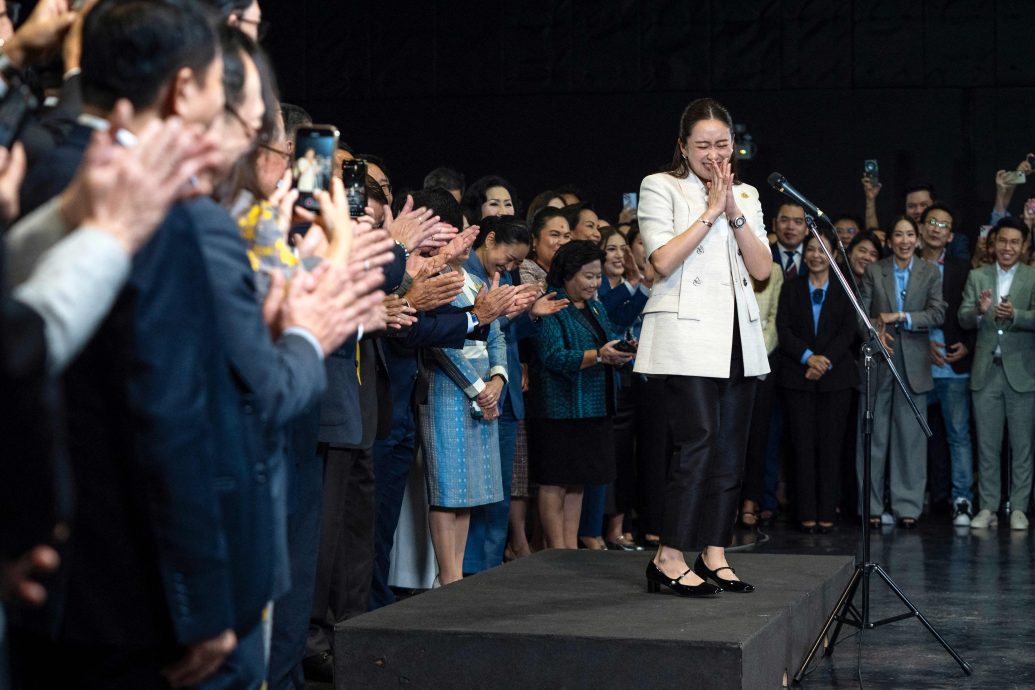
[334,550,853,689]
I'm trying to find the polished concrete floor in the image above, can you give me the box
[310,516,1035,689]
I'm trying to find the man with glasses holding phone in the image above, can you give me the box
[919,204,976,526]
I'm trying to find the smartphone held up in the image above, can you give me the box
[293,125,339,212]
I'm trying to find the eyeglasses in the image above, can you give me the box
[925,218,951,229]
[233,15,270,41]
[837,226,859,235]
[0,3,22,24]
[259,143,291,162]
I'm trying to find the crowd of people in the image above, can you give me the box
[1,1,1034,689]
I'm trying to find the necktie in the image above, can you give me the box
[811,288,824,305]
[785,251,798,279]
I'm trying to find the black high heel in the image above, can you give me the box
[693,554,755,593]
[645,560,722,597]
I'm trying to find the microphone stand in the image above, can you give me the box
[789,213,972,684]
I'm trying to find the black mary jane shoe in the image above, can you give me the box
[898,517,918,529]
[798,523,817,534]
[693,554,755,593]
[645,560,722,597]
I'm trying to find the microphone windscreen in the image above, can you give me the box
[767,172,785,189]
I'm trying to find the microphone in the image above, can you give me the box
[767,172,828,222]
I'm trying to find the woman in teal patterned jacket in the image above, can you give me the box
[528,241,635,548]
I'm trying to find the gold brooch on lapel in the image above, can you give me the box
[740,192,749,199]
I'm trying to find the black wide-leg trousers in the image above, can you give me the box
[660,351,757,552]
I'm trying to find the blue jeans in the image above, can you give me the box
[930,377,974,503]
[463,398,517,573]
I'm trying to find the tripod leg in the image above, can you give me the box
[792,566,864,684]
[872,565,973,675]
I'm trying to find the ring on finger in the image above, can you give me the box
[364,259,371,271]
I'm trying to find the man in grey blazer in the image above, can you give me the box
[859,219,946,525]
[958,217,1035,530]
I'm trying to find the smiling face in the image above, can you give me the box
[480,185,514,219]
[849,239,879,278]
[680,118,733,182]
[571,208,600,243]
[774,203,807,250]
[480,234,529,275]
[804,234,833,276]
[535,216,572,267]
[602,233,627,278]
[564,260,603,303]
[995,227,1025,270]
[889,219,918,265]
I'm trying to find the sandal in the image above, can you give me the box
[868,517,881,529]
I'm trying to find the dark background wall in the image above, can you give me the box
[262,0,1035,242]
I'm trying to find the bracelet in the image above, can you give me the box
[899,311,905,323]
[595,348,602,364]
[698,217,713,228]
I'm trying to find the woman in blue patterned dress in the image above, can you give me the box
[418,245,510,585]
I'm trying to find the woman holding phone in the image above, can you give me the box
[635,98,773,596]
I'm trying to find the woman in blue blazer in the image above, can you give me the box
[528,241,634,549]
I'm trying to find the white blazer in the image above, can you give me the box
[632,171,771,378]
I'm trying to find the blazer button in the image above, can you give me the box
[743,278,748,286]
[696,246,705,254]
[693,277,702,286]
[738,249,743,256]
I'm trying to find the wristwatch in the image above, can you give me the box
[470,312,480,328]
[730,215,747,229]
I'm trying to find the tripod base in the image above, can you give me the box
[792,561,973,685]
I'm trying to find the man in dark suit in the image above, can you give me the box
[919,204,976,525]
[8,4,268,687]
[771,201,808,279]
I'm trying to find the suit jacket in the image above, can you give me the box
[860,256,946,394]
[191,197,329,599]
[934,256,975,374]
[0,239,66,561]
[958,263,1035,392]
[597,275,648,334]
[771,242,803,277]
[58,202,264,649]
[19,121,93,219]
[633,171,770,377]
[776,275,859,392]
[529,291,620,420]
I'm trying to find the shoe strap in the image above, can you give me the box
[713,565,735,576]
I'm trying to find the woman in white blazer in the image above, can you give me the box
[638,98,773,597]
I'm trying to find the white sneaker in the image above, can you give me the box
[952,499,972,527]
[970,509,998,529]
[1010,510,1029,531]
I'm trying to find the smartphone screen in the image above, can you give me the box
[342,159,368,220]
[294,125,339,212]
[863,159,879,186]
[622,193,638,209]
[979,225,992,239]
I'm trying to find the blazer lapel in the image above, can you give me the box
[881,259,898,313]
[904,258,929,311]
